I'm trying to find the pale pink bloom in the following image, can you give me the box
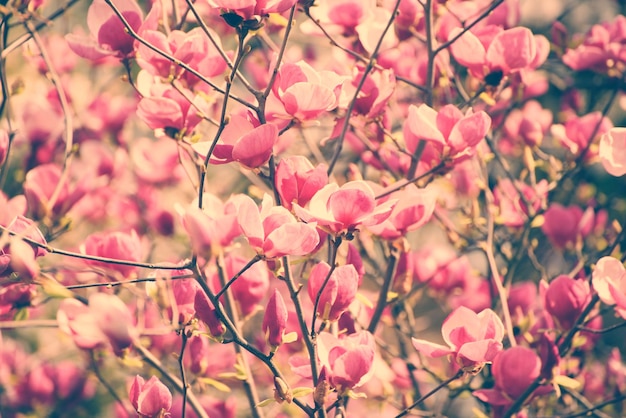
[57,293,136,352]
[412,306,504,372]
[551,111,613,156]
[599,128,626,177]
[502,100,553,147]
[23,164,87,220]
[192,115,278,169]
[541,204,594,248]
[493,179,548,227]
[129,375,172,417]
[271,60,345,121]
[293,180,396,236]
[308,262,359,322]
[346,66,396,119]
[354,7,398,54]
[544,276,591,330]
[207,0,296,20]
[235,194,319,258]
[368,184,436,240]
[8,238,40,281]
[168,278,201,325]
[137,27,227,84]
[592,257,626,318]
[474,346,550,409]
[137,84,207,136]
[403,104,491,163]
[448,25,548,81]
[274,156,328,211]
[65,0,145,60]
[5,215,47,258]
[563,15,626,72]
[262,289,288,350]
[130,137,182,184]
[317,330,376,392]
[80,230,143,278]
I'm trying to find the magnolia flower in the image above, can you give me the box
[317,331,376,392]
[543,276,591,329]
[599,128,626,177]
[129,375,172,417]
[412,306,504,373]
[262,289,289,351]
[308,262,359,322]
[274,156,328,211]
[592,256,626,318]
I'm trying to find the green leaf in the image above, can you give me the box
[291,387,314,398]
[256,398,275,408]
[197,377,232,392]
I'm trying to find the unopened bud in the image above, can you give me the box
[273,376,292,404]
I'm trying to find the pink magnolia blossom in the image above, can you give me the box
[403,103,491,164]
[80,230,143,278]
[592,256,626,318]
[367,184,436,240]
[137,27,227,84]
[270,60,345,121]
[551,111,613,157]
[544,275,591,329]
[493,178,548,227]
[474,346,551,412]
[65,0,145,60]
[293,180,396,236]
[502,100,553,147]
[599,127,626,176]
[562,15,626,72]
[274,156,328,211]
[129,375,172,417]
[412,306,504,372]
[192,115,278,169]
[23,163,87,220]
[317,330,376,392]
[308,262,359,322]
[541,204,594,249]
[167,278,201,326]
[262,289,288,351]
[448,25,548,81]
[130,137,183,184]
[0,193,26,227]
[235,194,319,258]
[57,293,137,352]
[207,0,296,20]
[194,290,226,338]
[346,67,396,119]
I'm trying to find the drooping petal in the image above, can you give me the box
[232,123,278,169]
[411,338,455,358]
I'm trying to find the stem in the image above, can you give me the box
[368,244,399,333]
[395,369,464,417]
[178,331,189,418]
[310,237,342,335]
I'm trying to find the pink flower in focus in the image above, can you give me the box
[403,103,491,164]
[474,346,551,411]
[192,115,278,169]
[274,156,328,211]
[271,60,345,121]
[80,230,143,278]
[449,25,548,81]
[194,290,226,338]
[129,375,172,417]
[65,0,145,60]
[592,257,626,318]
[599,128,626,176]
[235,194,320,258]
[317,330,376,393]
[412,306,504,373]
[293,180,396,236]
[262,289,288,351]
[544,275,591,330]
[308,262,359,322]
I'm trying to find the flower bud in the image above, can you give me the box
[544,275,590,329]
[262,289,288,352]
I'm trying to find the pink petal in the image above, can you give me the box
[447,110,491,152]
[232,123,278,169]
[486,27,536,73]
[235,195,265,250]
[264,222,320,258]
[282,83,337,120]
[411,338,454,358]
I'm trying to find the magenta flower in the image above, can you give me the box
[262,289,289,351]
[551,111,613,157]
[599,128,626,177]
[293,180,396,236]
[80,230,143,279]
[592,257,626,318]
[449,26,548,81]
[412,306,504,373]
[271,60,345,121]
[23,163,86,220]
[274,155,328,211]
[544,275,591,330]
[65,0,145,60]
[474,346,550,409]
[194,290,226,338]
[403,103,491,164]
[317,330,376,393]
[541,204,594,249]
[129,375,172,418]
[235,194,320,258]
[307,262,358,322]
